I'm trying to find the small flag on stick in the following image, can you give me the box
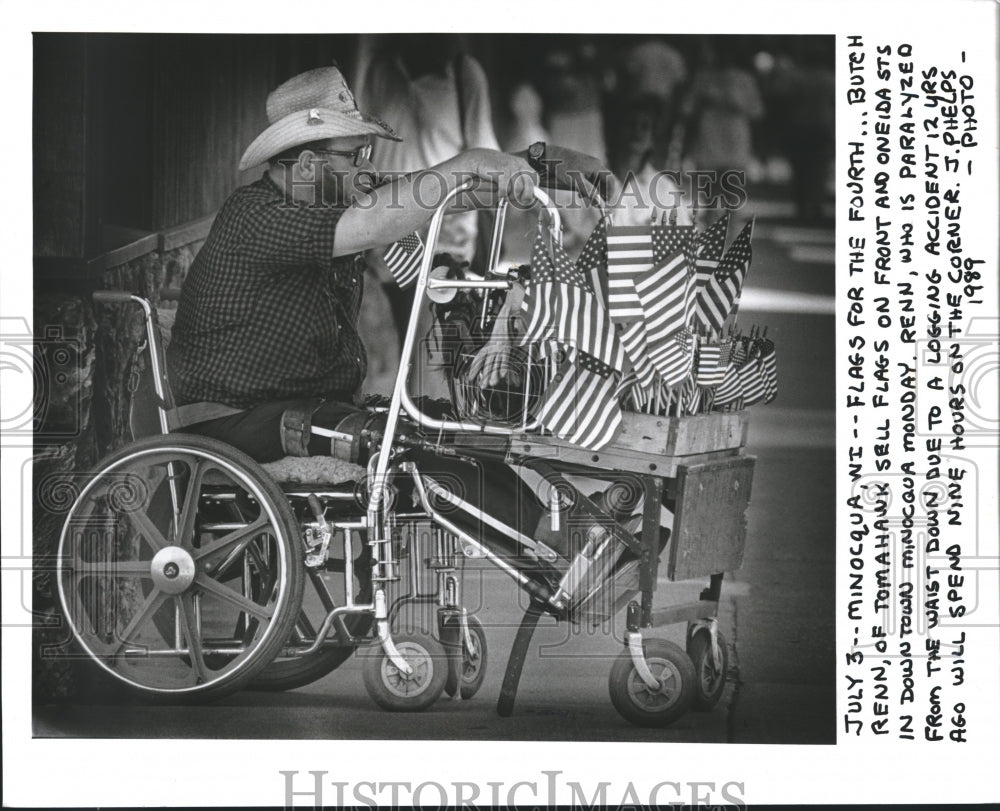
[383,232,424,289]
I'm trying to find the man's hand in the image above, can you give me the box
[536,144,622,206]
[466,148,538,208]
[464,283,526,388]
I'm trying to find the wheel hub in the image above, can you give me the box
[150,546,196,594]
[631,661,680,708]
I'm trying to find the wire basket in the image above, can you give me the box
[449,345,549,426]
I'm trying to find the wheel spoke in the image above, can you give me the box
[292,609,317,642]
[174,459,209,548]
[112,588,168,654]
[72,561,153,577]
[176,593,210,683]
[193,515,270,563]
[195,572,275,621]
[123,505,170,554]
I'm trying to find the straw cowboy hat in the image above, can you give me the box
[239,65,401,171]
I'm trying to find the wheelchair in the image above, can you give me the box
[57,186,754,726]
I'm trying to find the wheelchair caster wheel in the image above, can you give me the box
[608,638,695,727]
[687,628,729,710]
[442,615,487,700]
[362,631,447,711]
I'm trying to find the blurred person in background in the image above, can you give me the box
[680,37,763,225]
[534,40,609,254]
[503,81,550,152]
[356,35,502,394]
[603,37,692,226]
[360,34,501,266]
[764,45,835,223]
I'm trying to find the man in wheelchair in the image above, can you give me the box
[170,65,623,594]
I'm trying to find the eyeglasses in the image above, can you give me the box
[314,143,373,167]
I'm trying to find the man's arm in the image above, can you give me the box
[333,145,621,257]
[333,149,535,257]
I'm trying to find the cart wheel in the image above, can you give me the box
[56,434,304,702]
[362,631,448,711]
[250,551,374,691]
[442,615,488,700]
[608,638,695,727]
[687,629,730,710]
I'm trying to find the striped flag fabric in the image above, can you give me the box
[695,338,730,387]
[731,334,750,367]
[521,228,560,348]
[644,326,695,388]
[520,227,624,370]
[695,212,730,291]
[712,360,742,408]
[758,337,778,403]
[605,224,654,319]
[633,247,696,388]
[652,220,695,270]
[624,377,649,411]
[534,347,623,450]
[383,232,424,289]
[576,216,609,302]
[692,220,753,335]
[635,250,696,342]
[619,319,657,392]
[738,356,767,405]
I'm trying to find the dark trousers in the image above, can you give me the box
[185,400,554,572]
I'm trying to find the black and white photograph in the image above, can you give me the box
[3,2,998,808]
[27,29,835,744]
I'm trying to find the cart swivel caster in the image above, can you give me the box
[687,622,730,710]
[361,631,447,711]
[441,613,488,700]
[609,636,695,727]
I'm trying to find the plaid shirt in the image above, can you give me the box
[173,174,367,408]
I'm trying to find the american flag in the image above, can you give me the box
[576,216,609,301]
[581,219,654,390]
[521,228,560,348]
[605,224,654,319]
[738,356,767,405]
[695,212,729,291]
[652,220,696,269]
[619,319,657,392]
[731,334,750,367]
[521,227,624,369]
[635,250,695,341]
[624,377,649,411]
[534,347,623,450]
[645,326,694,389]
[692,220,753,335]
[695,337,731,387]
[712,360,742,408]
[758,337,778,403]
[383,232,424,289]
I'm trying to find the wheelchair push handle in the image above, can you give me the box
[92,290,145,306]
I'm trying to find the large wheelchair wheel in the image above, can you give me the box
[250,558,373,691]
[56,434,305,701]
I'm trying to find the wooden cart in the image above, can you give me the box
[490,410,756,726]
